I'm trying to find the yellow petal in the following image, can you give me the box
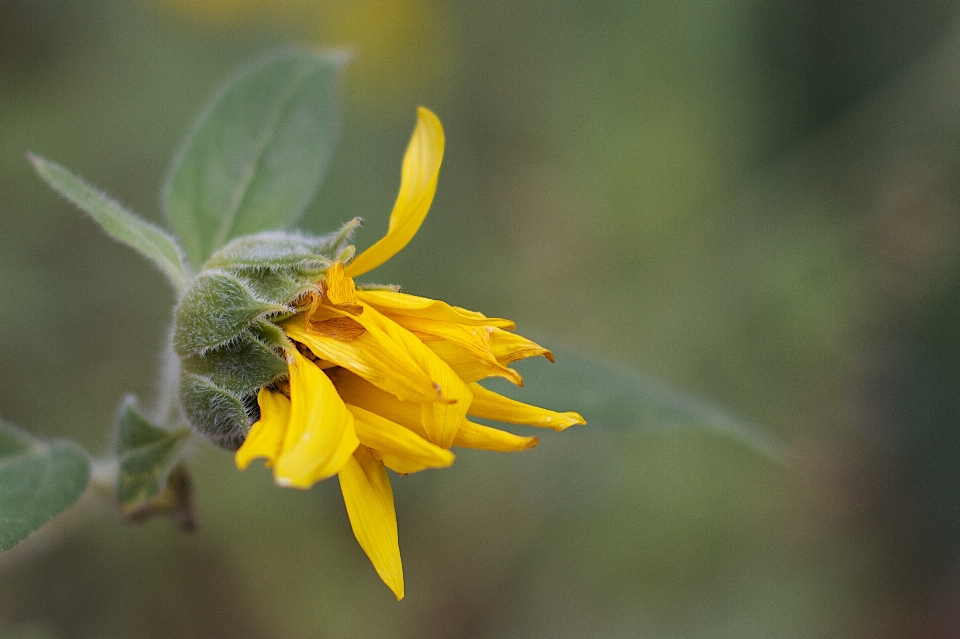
[345,107,444,277]
[330,368,425,431]
[272,349,359,488]
[489,328,554,366]
[453,420,539,452]
[347,404,455,473]
[356,304,472,448]
[422,339,503,384]
[331,369,537,453]
[325,301,470,447]
[284,314,442,404]
[338,446,404,600]
[235,387,291,470]
[357,290,515,329]
[322,262,362,312]
[468,382,586,431]
[392,316,523,386]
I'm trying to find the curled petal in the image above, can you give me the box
[489,329,554,365]
[236,388,291,469]
[273,349,359,488]
[355,304,472,448]
[467,382,586,431]
[357,290,514,329]
[348,404,455,473]
[423,339,518,385]
[330,367,424,429]
[322,262,362,313]
[389,316,523,386]
[284,314,442,404]
[338,446,404,600]
[345,107,444,277]
[452,420,539,452]
[331,369,535,452]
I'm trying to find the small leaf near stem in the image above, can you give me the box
[115,398,192,522]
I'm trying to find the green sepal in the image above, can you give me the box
[180,331,288,395]
[0,418,91,552]
[173,270,289,355]
[29,154,192,293]
[179,372,252,451]
[251,319,292,352]
[325,217,362,256]
[203,230,338,272]
[114,397,191,518]
[236,268,318,308]
[164,49,348,268]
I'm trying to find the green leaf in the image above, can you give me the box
[115,398,190,516]
[0,419,90,552]
[28,154,192,293]
[173,270,289,355]
[491,345,786,462]
[164,49,348,268]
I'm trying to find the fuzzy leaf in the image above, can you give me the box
[115,398,190,515]
[164,49,347,268]
[173,270,288,355]
[29,154,191,293]
[0,419,90,552]
[492,345,786,462]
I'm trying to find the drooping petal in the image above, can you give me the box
[468,382,586,431]
[345,107,444,277]
[453,420,539,452]
[357,290,515,329]
[347,404,455,473]
[236,387,291,470]
[272,349,359,488]
[338,445,404,600]
[284,314,443,404]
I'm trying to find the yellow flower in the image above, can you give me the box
[234,107,585,600]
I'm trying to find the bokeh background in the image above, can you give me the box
[2,0,960,637]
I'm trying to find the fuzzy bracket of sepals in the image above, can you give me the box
[175,225,359,451]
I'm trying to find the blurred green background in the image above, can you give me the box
[2,0,960,637]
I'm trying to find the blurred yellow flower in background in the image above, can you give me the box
[156,0,452,111]
[234,108,585,599]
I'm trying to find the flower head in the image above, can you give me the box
[174,107,585,599]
